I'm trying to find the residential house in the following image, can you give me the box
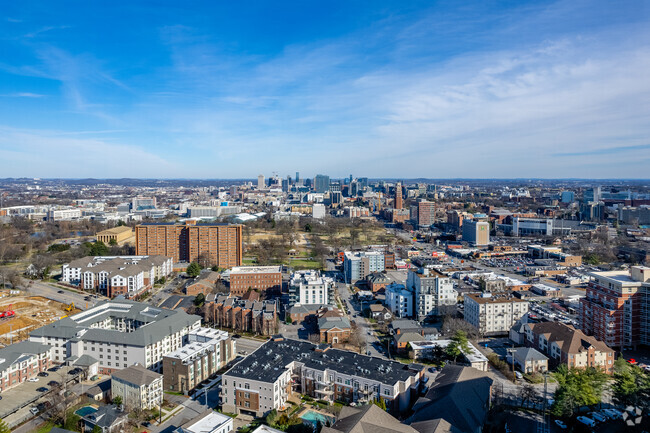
[322,404,418,433]
[407,365,493,433]
[511,347,548,374]
[79,405,128,433]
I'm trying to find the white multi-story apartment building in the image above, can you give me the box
[407,269,457,320]
[111,363,163,410]
[288,270,334,306]
[61,255,173,299]
[464,293,529,336]
[221,338,422,417]
[385,283,414,318]
[29,300,201,374]
[344,251,385,284]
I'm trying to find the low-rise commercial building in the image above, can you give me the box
[221,337,423,417]
[229,266,282,297]
[111,364,163,410]
[464,293,529,336]
[163,328,235,394]
[185,271,220,296]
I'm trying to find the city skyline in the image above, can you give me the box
[1,1,649,178]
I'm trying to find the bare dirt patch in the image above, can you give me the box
[0,293,81,344]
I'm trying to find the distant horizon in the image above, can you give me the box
[2,177,650,182]
[1,1,649,177]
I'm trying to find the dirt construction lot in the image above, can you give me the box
[0,293,81,344]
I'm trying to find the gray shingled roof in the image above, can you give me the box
[112,363,161,386]
[30,300,201,347]
[0,341,51,372]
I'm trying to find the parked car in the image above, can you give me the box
[554,420,567,429]
[591,412,607,422]
[37,372,49,377]
[57,290,64,294]
[28,378,39,382]
[30,407,39,415]
[36,387,49,393]
[47,380,60,387]
[602,408,623,419]
[577,416,596,427]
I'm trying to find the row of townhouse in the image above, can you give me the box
[221,337,423,417]
[204,294,278,336]
[61,255,173,298]
[29,300,201,374]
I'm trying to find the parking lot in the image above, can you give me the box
[0,364,80,422]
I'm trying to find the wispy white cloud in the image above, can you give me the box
[0,126,176,178]
[0,92,46,98]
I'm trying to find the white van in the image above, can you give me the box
[577,416,596,427]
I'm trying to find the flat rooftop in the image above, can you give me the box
[231,266,282,274]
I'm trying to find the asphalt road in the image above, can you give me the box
[336,281,385,358]
[25,280,102,310]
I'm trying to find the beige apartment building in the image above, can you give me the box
[464,293,529,336]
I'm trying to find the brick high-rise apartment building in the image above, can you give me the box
[580,266,650,349]
[394,182,403,209]
[135,222,242,268]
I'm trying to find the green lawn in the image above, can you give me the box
[287,258,322,270]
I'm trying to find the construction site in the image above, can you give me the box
[0,292,81,346]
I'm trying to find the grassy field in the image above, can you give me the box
[287,258,322,270]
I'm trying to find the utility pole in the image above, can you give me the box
[506,346,516,383]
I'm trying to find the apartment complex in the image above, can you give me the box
[344,251,385,284]
[385,283,414,319]
[0,341,52,393]
[462,220,490,246]
[29,300,201,374]
[61,255,173,298]
[407,269,457,320]
[204,294,278,336]
[163,328,235,394]
[524,322,615,373]
[579,266,650,348]
[410,200,435,228]
[229,266,282,296]
[221,338,422,417]
[111,364,163,410]
[96,226,135,245]
[464,293,529,336]
[135,222,242,268]
[288,270,334,306]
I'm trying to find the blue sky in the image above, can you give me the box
[0,0,649,179]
